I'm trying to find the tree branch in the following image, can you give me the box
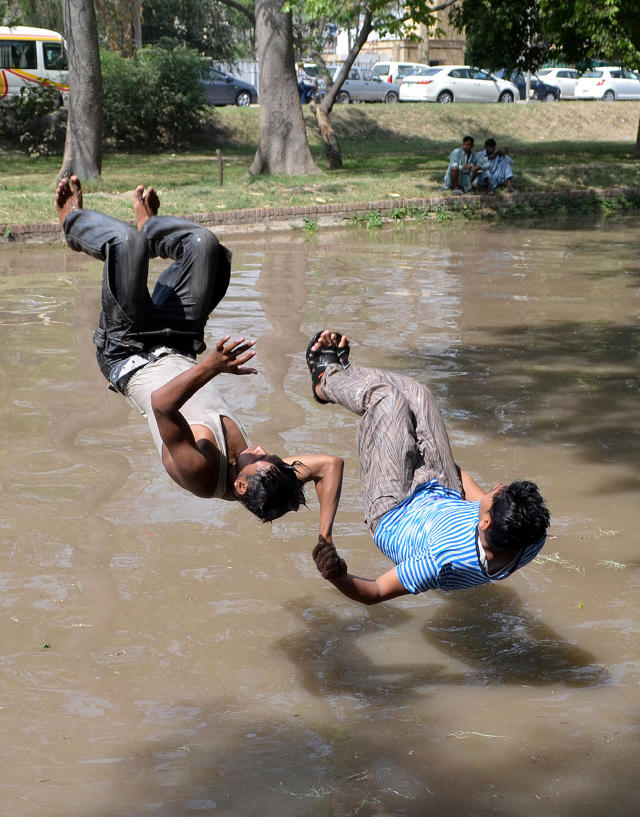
[431,0,459,11]
[319,9,373,112]
[216,0,255,25]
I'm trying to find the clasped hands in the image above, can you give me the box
[313,535,347,580]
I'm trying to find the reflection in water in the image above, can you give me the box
[423,584,609,687]
[1,218,639,817]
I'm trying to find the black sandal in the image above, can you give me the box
[336,337,350,369]
[306,331,339,403]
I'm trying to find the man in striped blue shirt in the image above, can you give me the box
[307,330,550,606]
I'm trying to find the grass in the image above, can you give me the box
[1,101,639,226]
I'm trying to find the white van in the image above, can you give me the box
[0,26,69,104]
[371,61,430,84]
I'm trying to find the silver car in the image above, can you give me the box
[536,67,580,99]
[575,67,640,101]
[331,66,400,104]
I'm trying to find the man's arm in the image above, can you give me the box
[480,149,492,170]
[150,337,256,489]
[312,536,410,605]
[459,468,487,501]
[286,454,344,541]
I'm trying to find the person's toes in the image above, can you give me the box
[146,187,160,215]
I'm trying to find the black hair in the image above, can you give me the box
[236,455,307,522]
[486,480,550,552]
[484,138,496,148]
[462,135,474,145]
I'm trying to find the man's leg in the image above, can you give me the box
[59,179,151,319]
[321,364,425,530]
[56,177,152,381]
[358,368,462,496]
[143,216,232,333]
[312,331,462,529]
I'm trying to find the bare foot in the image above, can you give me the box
[133,185,160,229]
[311,329,350,355]
[55,175,82,227]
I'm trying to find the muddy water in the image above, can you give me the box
[1,216,639,817]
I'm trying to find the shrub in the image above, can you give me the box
[0,84,66,156]
[101,45,206,150]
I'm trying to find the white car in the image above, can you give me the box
[575,67,640,101]
[535,67,579,98]
[371,60,430,84]
[399,65,519,104]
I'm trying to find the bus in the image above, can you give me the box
[0,26,69,105]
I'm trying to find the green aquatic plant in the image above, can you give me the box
[302,217,318,234]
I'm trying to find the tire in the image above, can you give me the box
[384,91,399,104]
[498,90,514,103]
[437,90,454,104]
[336,90,350,104]
[542,91,557,103]
[602,89,615,101]
[235,90,252,107]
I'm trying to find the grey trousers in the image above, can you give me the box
[321,364,462,531]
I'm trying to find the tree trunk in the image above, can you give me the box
[313,11,373,170]
[58,0,103,184]
[416,24,430,64]
[133,0,143,52]
[249,0,319,176]
[310,102,342,169]
[636,116,640,158]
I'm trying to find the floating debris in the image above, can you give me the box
[448,731,507,740]
[534,552,584,573]
[596,560,627,570]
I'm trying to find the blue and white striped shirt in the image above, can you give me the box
[373,480,545,594]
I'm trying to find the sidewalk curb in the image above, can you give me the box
[3,187,640,243]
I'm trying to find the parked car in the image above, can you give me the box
[535,67,579,98]
[317,66,401,103]
[575,66,640,100]
[399,65,518,103]
[371,60,430,84]
[0,25,68,105]
[303,62,340,80]
[200,67,258,107]
[509,72,561,102]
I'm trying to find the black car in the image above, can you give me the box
[509,72,561,102]
[200,67,258,107]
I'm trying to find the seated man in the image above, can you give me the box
[476,138,515,194]
[55,177,343,532]
[442,135,490,194]
[307,331,550,605]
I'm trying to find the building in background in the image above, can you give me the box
[335,12,465,67]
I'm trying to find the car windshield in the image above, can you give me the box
[582,70,603,78]
[537,68,552,76]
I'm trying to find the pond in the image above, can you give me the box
[1,215,639,816]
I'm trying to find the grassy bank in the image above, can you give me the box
[1,101,639,226]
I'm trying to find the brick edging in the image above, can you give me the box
[3,187,640,242]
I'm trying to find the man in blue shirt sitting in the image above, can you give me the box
[307,330,550,605]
